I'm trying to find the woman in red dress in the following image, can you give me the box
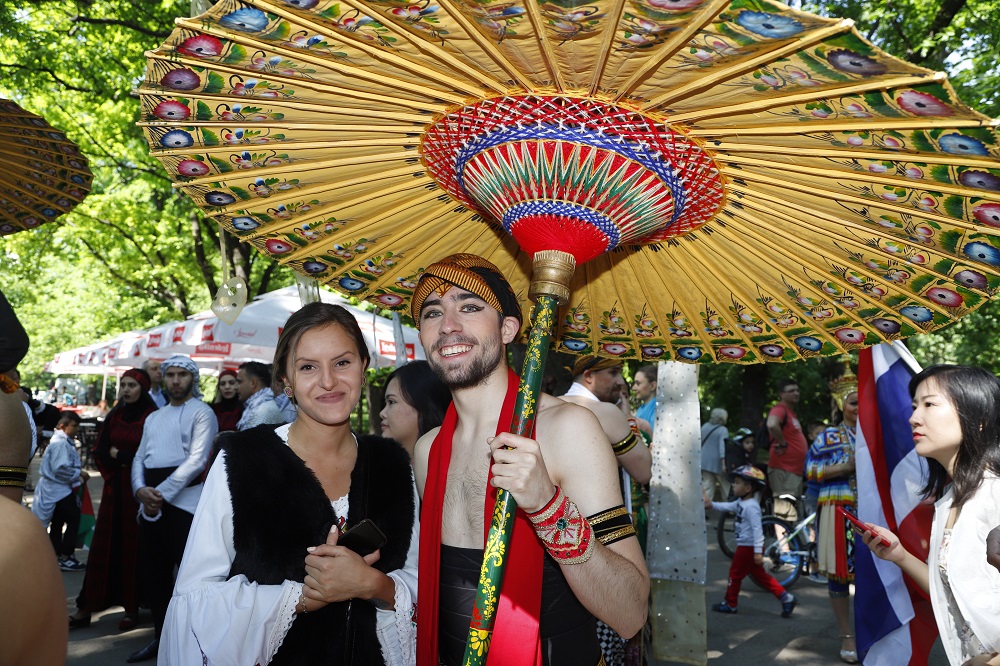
[69,368,158,630]
[211,369,243,433]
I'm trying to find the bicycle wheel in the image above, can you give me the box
[752,516,805,590]
[716,512,737,559]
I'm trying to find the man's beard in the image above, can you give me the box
[429,332,504,390]
[594,384,619,404]
[168,383,194,401]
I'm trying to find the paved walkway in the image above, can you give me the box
[40,475,947,664]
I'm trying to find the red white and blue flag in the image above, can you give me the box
[855,342,937,665]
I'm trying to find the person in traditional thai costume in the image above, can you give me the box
[806,364,859,663]
[411,253,649,666]
[210,369,242,433]
[69,368,158,631]
[160,302,417,665]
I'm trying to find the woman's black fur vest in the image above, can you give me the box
[219,425,414,665]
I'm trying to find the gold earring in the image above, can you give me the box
[283,386,294,398]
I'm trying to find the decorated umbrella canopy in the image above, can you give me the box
[137,0,1000,659]
[0,98,92,236]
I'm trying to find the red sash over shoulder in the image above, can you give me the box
[417,369,543,666]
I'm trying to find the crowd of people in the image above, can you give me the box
[3,254,1000,665]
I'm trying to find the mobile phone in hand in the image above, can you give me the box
[338,519,387,556]
[837,506,891,547]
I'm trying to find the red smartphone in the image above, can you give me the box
[837,506,891,547]
[338,519,387,557]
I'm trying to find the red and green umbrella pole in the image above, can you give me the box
[463,250,576,665]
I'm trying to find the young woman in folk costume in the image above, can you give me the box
[70,368,158,630]
[161,302,418,665]
[210,369,243,433]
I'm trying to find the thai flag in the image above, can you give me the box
[855,342,937,665]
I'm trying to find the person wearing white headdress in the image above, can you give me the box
[128,354,218,663]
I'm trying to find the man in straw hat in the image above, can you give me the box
[129,354,218,663]
[412,253,649,666]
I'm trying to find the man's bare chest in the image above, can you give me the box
[441,440,491,548]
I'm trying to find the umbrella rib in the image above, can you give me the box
[335,209,496,299]
[705,219,879,349]
[195,164,429,219]
[176,150,419,189]
[725,170,989,230]
[688,117,1000,136]
[654,238,817,355]
[0,180,75,211]
[0,146,90,176]
[171,16,470,106]
[281,188,456,265]
[612,0,731,102]
[667,73,941,124]
[144,52,445,118]
[643,20,853,109]
[726,205,961,322]
[147,137,419,159]
[428,0,536,89]
[729,181,1000,275]
[0,150,93,178]
[708,142,1000,169]
[249,0,509,94]
[239,172,439,235]
[587,0,628,98]
[719,155,995,200]
[521,0,565,92]
[727,190,1000,312]
[636,238,771,353]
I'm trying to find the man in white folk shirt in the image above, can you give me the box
[129,355,218,663]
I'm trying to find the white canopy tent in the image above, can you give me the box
[48,286,423,376]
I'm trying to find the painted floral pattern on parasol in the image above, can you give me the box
[137,0,1000,368]
[0,99,93,235]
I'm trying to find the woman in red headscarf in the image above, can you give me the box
[211,369,243,433]
[69,368,158,630]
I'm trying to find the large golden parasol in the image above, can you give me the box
[137,0,1000,659]
[0,98,92,236]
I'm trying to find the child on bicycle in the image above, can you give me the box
[705,465,797,617]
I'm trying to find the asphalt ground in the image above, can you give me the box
[37,469,947,665]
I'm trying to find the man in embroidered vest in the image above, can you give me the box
[412,253,650,666]
[129,354,218,663]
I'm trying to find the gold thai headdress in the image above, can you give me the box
[829,359,858,412]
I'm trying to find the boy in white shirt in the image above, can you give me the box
[31,411,89,571]
[705,465,797,617]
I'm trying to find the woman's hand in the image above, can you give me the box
[861,523,905,564]
[962,653,1000,666]
[302,527,382,607]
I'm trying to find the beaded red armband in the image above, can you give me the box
[526,486,595,564]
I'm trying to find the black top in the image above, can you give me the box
[221,425,415,666]
[438,545,602,666]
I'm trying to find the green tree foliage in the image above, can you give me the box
[0,1,292,386]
